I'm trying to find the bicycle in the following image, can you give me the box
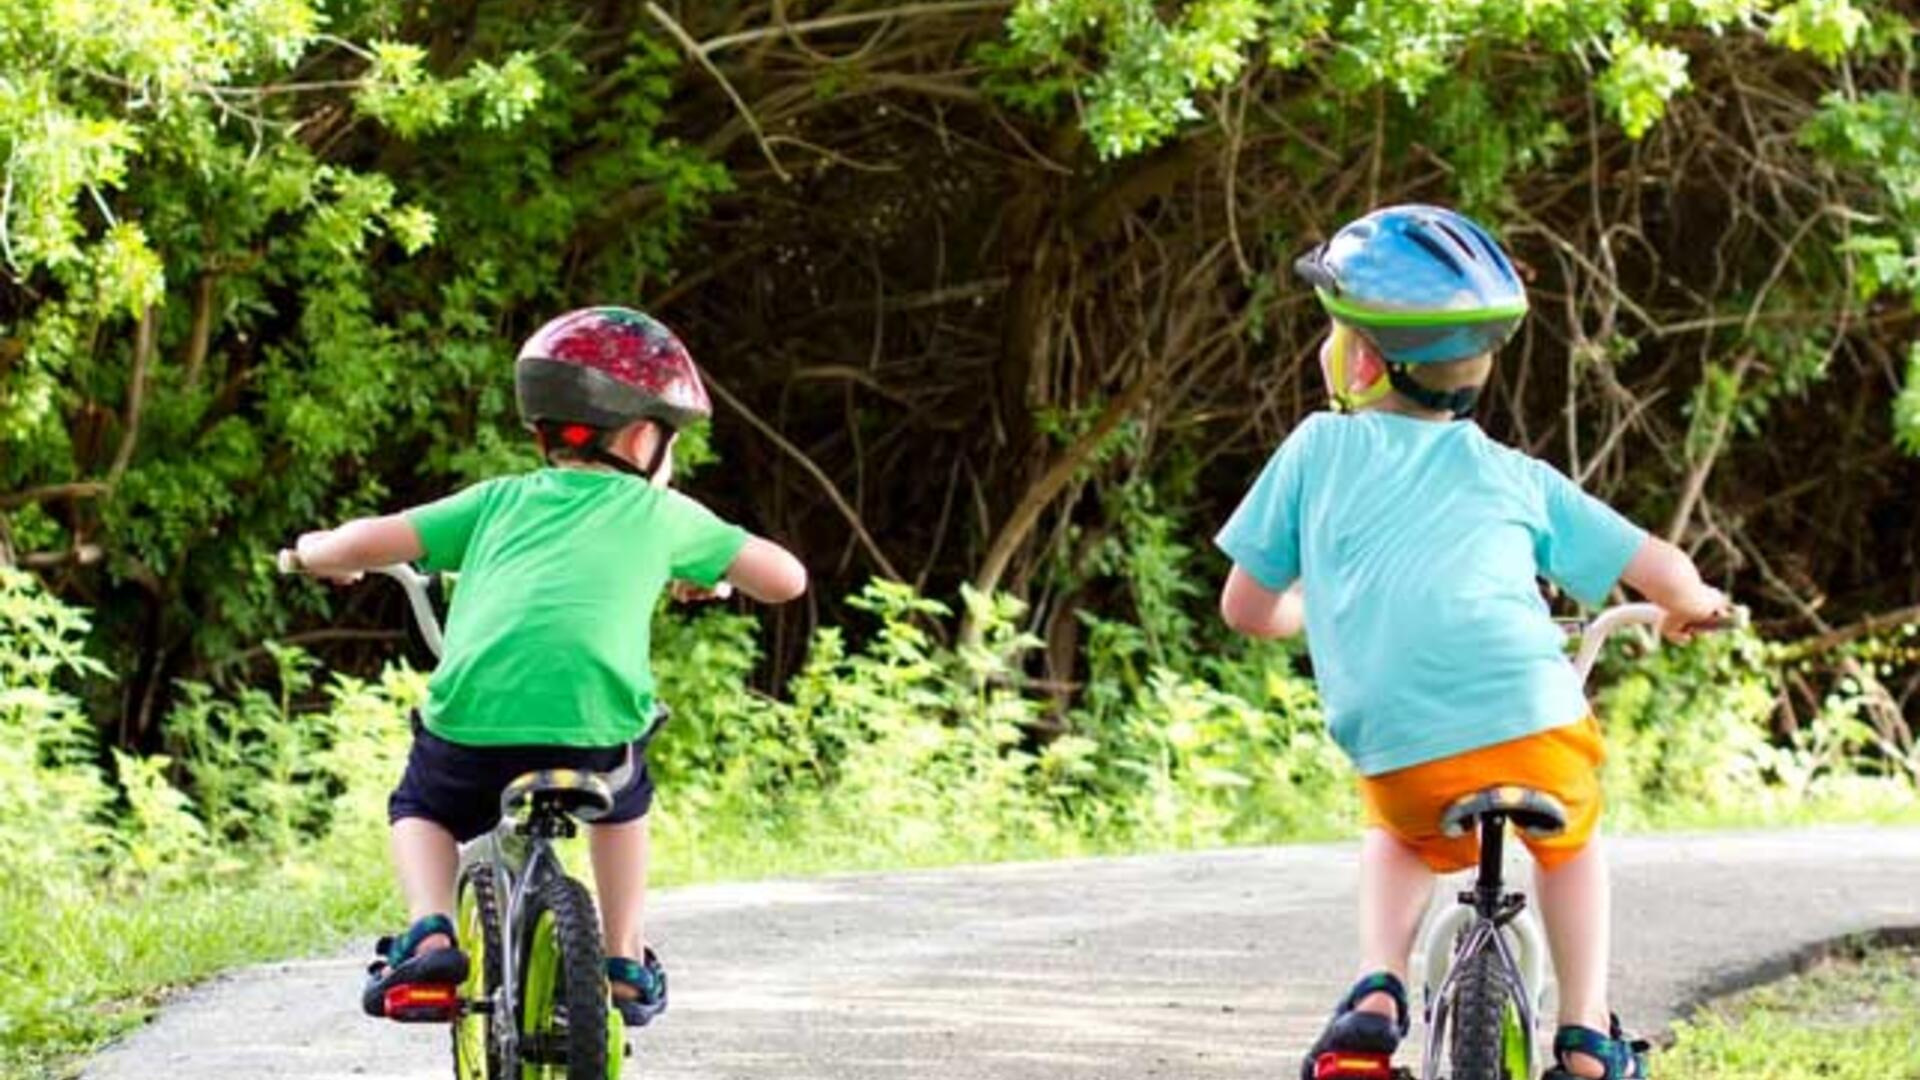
[278,554,657,1080]
[1364,602,1736,1080]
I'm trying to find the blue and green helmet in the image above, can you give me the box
[1294,204,1529,366]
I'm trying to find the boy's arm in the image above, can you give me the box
[723,536,808,604]
[293,515,425,582]
[1220,567,1305,639]
[1618,535,1728,642]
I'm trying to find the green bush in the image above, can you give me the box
[0,568,114,892]
[1597,622,1919,827]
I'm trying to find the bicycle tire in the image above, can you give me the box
[453,863,505,1080]
[1448,942,1512,1080]
[517,876,609,1080]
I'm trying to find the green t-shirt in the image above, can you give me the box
[404,468,748,748]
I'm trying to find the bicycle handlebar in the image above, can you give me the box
[276,549,1730,688]
[1569,601,1747,685]
[278,551,449,658]
[275,549,731,662]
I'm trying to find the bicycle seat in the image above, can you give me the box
[1440,786,1569,839]
[500,768,616,823]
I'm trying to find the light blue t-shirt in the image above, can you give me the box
[1215,411,1646,776]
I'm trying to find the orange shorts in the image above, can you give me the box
[1357,717,1606,873]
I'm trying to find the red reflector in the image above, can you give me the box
[561,424,593,447]
[389,984,455,1006]
[384,983,458,1021]
[1314,1052,1392,1079]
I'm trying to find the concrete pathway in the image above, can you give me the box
[82,827,1918,1079]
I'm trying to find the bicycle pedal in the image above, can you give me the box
[383,983,459,1022]
[1313,1051,1396,1079]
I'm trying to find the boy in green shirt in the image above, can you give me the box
[286,307,807,1027]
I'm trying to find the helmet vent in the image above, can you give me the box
[1406,228,1465,278]
[1462,221,1517,281]
[1434,221,1479,261]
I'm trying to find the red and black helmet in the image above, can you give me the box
[515,306,711,436]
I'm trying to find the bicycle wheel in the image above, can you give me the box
[453,863,505,1080]
[517,876,609,1080]
[1447,943,1525,1080]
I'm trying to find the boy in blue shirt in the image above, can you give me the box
[1215,207,1726,1080]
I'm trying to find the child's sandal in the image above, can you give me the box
[1300,971,1410,1080]
[361,913,470,1020]
[606,948,668,1028]
[1542,1014,1650,1079]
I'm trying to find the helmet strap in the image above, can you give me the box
[1386,364,1481,419]
[536,421,664,481]
[636,425,675,479]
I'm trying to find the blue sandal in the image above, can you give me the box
[606,948,668,1028]
[1300,972,1409,1079]
[362,914,470,1021]
[1542,1014,1650,1079]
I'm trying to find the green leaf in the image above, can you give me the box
[93,222,165,316]
[1895,343,1920,456]
[1768,0,1870,64]
[1597,33,1692,139]
[383,205,437,255]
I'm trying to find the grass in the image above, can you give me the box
[0,830,395,1080]
[1658,944,1920,1078]
[1620,789,1920,832]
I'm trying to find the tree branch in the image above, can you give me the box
[184,273,217,387]
[1786,604,1920,659]
[17,544,105,569]
[107,305,158,488]
[706,374,903,582]
[646,3,792,183]
[1665,351,1755,544]
[0,482,112,509]
[969,362,1159,606]
[694,2,1011,56]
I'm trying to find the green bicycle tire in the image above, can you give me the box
[517,876,610,1080]
[1501,993,1530,1078]
[453,863,505,1080]
[1448,943,1513,1080]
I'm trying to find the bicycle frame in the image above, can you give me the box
[1418,812,1539,1079]
[360,563,638,1066]
[1414,601,1730,1079]
[461,795,577,1056]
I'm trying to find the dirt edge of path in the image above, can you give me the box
[1662,923,1920,1043]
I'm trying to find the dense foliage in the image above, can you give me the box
[3,1,1920,1070]
[3,0,1917,742]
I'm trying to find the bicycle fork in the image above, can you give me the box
[1417,818,1541,1080]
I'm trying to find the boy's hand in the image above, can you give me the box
[292,532,364,586]
[1658,585,1730,644]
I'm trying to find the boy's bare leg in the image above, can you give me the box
[1356,827,1435,1016]
[390,817,458,952]
[1536,839,1611,1078]
[591,815,652,996]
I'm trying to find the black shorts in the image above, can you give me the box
[388,715,656,843]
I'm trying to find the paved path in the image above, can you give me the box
[84,828,1917,1079]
